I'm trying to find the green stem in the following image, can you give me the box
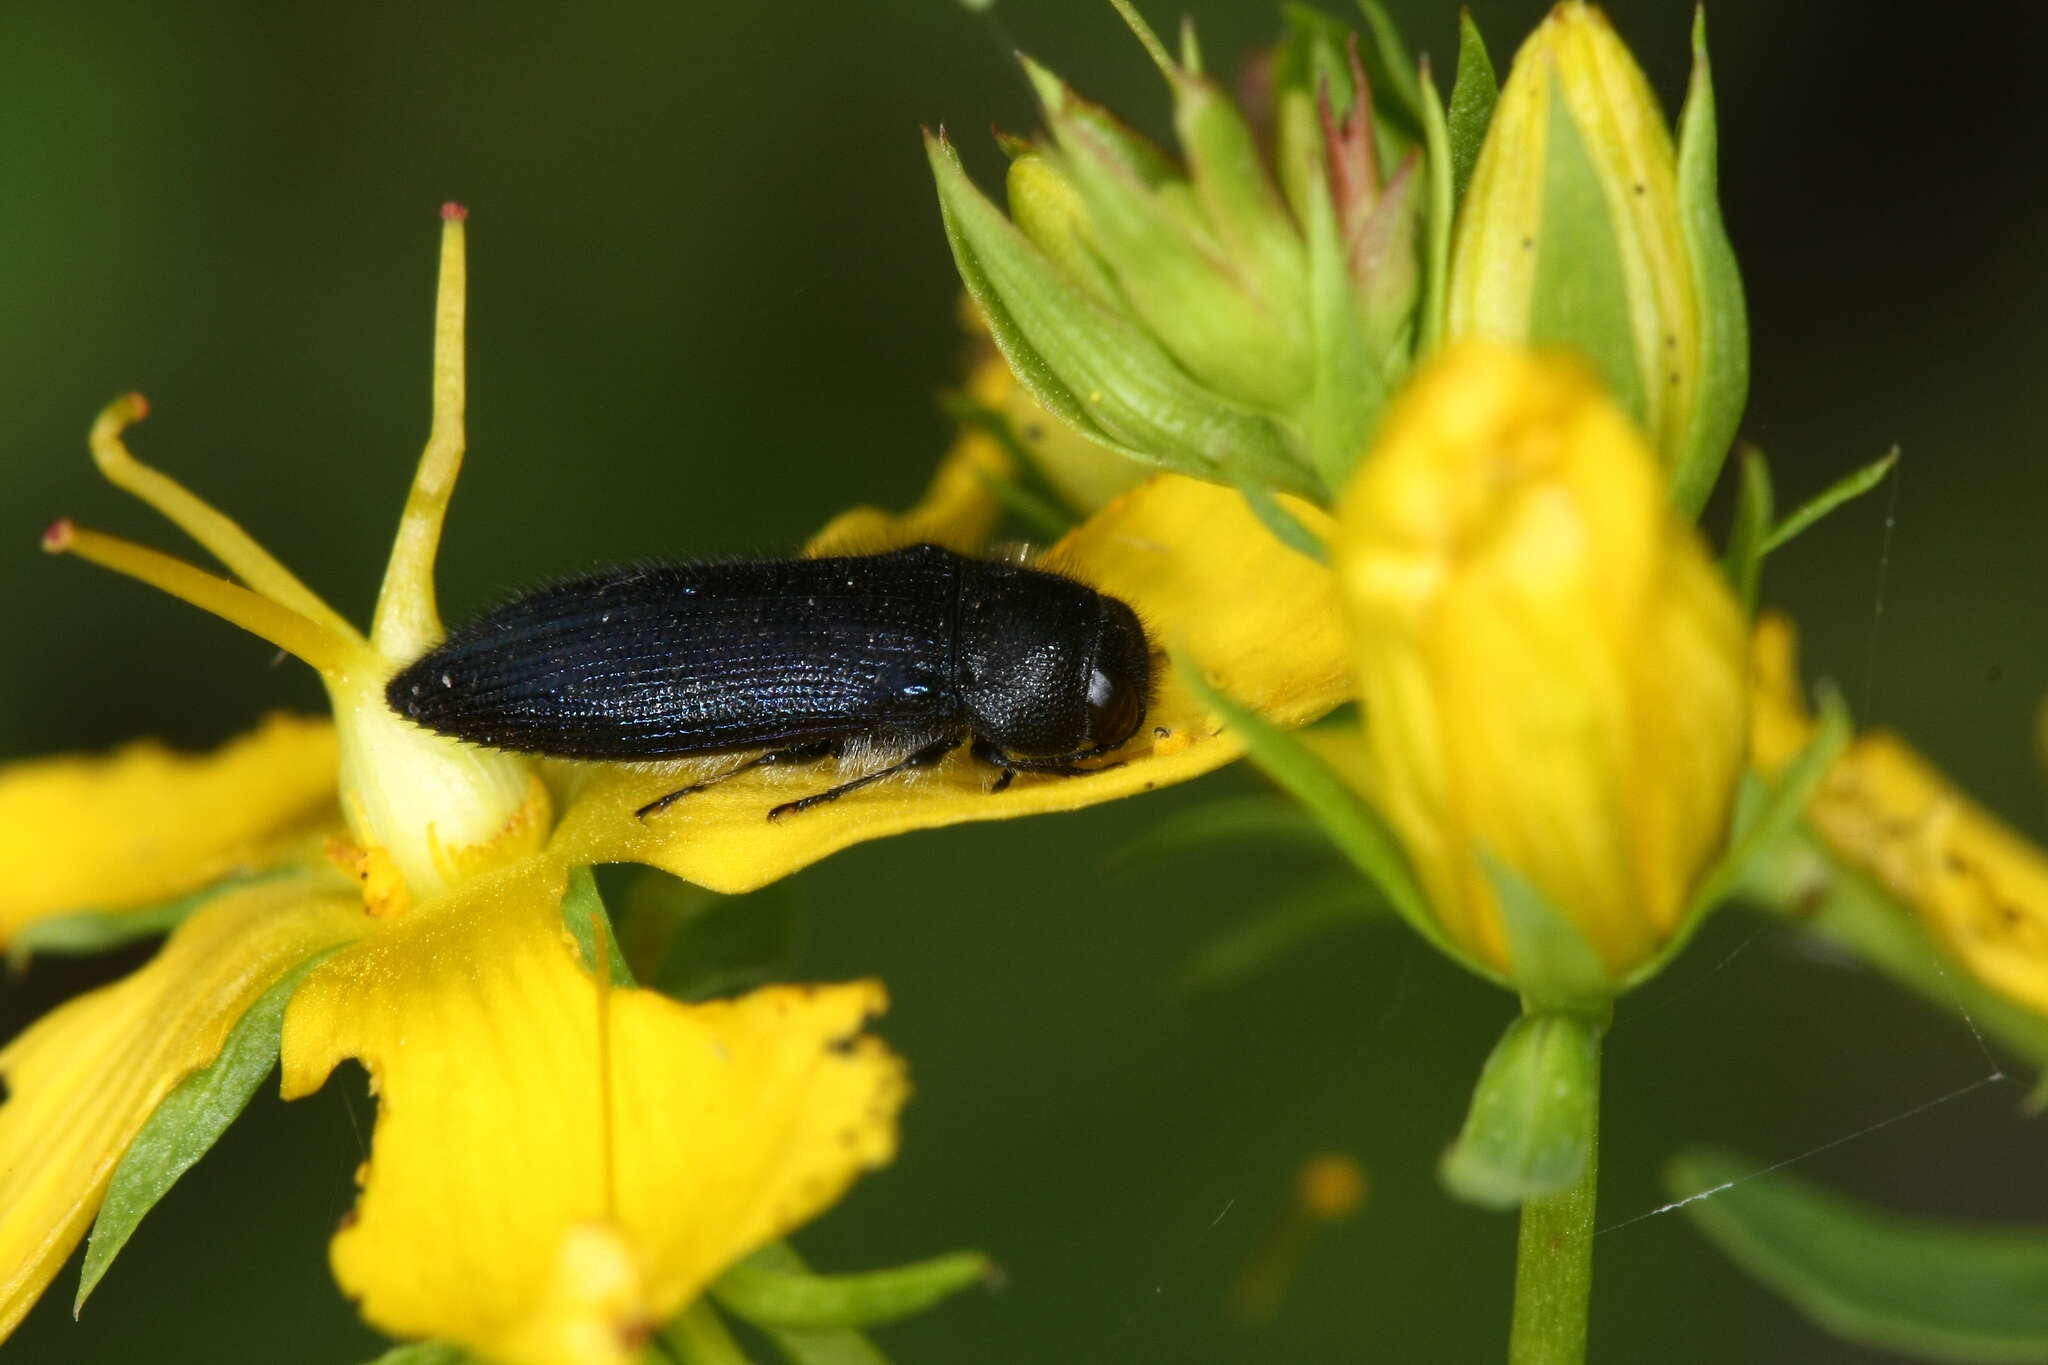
[1508,1027,1601,1365]
[666,1299,754,1365]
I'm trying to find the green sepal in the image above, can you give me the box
[1672,1147,2048,1362]
[726,1242,895,1365]
[1446,10,1498,208]
[1621,685,1853,992]
[1486,856,1613,1011]
[8,867,302,968]
[561,865,634,986]
[76,940,345,1313]
[1353,0,1425,138]
[1764,448,1900,553]
[1170,72,1308,329]
[361,1344,477,1365]
[1669,7,1751,518]
[1301,153,1380,493]
[1414,56,1454,357]
[1236,483,1328,561]
[714,1248,994,1331]
[1721,446,1775,612]
[926,132,1313,497]
[1175,657,1506,988]
[1170,871,1379,995]
[1528,83,1645,429]
[1015,56,1177,190]
[1050,85,1309,412]
[1107,793,1325,876]
[618,874,803,1003]
[1441,1009,1606,1209]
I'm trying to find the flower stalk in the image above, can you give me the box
[1509,1023,1600,1365]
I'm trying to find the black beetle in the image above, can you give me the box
[386,543,1153,820]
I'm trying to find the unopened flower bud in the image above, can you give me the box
[1337,342,1745,986]
[1445,3,1747,514]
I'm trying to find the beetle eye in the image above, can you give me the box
[1085,665,1142,751]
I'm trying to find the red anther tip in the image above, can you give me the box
[41,518,75,553]
[441,201,469,222]
[126,392,150,419]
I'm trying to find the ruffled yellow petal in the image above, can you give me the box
[550,475,1350,893]
[1752,614,2048,1014]
[0,872,362,1336]
[0,714,337,942]
[279,858,904,1365]
[807,360,1013,557]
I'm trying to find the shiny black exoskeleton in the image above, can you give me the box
[386,544,1153,820]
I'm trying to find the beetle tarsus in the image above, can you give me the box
[636,740,840,820]
[767,735,961,822]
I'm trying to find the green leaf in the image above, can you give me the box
[1721,447,1775,612]
[732,1243,893,1365]
[1624,686,1853,991]
[1107,793,1325,875]
[716,1249,993,1331]
[1670,8,1752,518]
[1175,657,1505,987]
[622,875,804,1004]
[1763,448,1900,552]
[1485,856,1613,1010]
[1446,10,1499,208]
[1672,1147,2048,1363]
[561,865,634,987]
[1441,1010,1604,1209]
[361,1344,478,1365]
[9,868,299,967]
[77,942,343,1313]
[1235,482,1328,561]
[1170,872,1380,995]
[1528,84,1645,429]
[926,132,1314,497]
[1414,56,1455,357]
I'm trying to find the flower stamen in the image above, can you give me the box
[42,518,367,678]
[370,203,470,662]
[87,393,361,640]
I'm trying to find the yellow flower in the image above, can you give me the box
[1336,341,1746,984]
[1752,615,2048,1015]
[1,209,1353,1356]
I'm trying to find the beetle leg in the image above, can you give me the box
[767,735,962,821]
[635,740,841,820]
[973,738,1125,786]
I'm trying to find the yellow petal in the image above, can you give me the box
[0,714,338,942]
[550,475,1350,892]
[806,360,1013,557]
[1751,615,2048,1015]
[280,858,904,1365]
[0,873,363,1337]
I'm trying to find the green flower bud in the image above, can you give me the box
[926,4,1433,502]
[1445,3,1748,514]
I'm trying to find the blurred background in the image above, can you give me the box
[3,0,2045,1360]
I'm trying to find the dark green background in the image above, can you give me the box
[3,1,2044,1361]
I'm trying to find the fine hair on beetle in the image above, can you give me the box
[387,542,1161,821]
